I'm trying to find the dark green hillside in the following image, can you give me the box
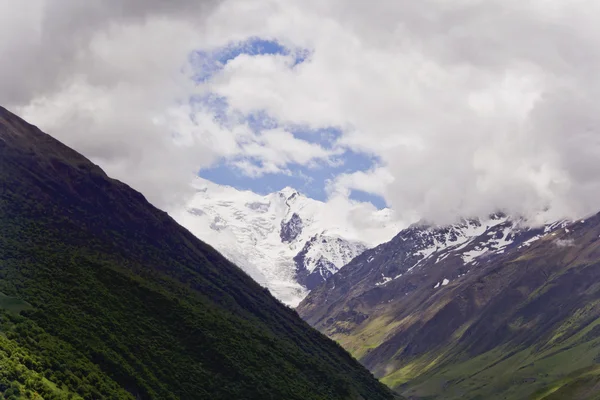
[0,106,396,400]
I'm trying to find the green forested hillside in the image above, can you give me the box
[0,106,397,400]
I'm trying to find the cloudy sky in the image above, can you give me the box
[2,0,600,225]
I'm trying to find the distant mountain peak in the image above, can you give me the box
[297,210,600,399]
[1,106,395,400]
[280,212,303,243]
[278,186,299,199]
[173,178,400,306]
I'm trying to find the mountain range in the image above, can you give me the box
[6,102,600,400]
[298,211,600,399]
[0,106,397,400]
[174,179,399,306]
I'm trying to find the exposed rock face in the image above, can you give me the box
[280,212,303,243]
[173,180,399,306]
[0,105,397,400]
[294,234,367,290]
[296,214,600,399]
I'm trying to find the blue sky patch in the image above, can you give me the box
[190,37,309,83]
[199,146,385,208]
[189,38,384,209]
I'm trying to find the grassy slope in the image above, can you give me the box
[398,246,600,400]
[399,315,600,399]
[307,219,600,399]
[0,107,397,400]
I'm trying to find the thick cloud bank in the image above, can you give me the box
[3,0,600,225]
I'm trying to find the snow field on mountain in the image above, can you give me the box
[173,178,400,306]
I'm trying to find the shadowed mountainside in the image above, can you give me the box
[299,214,600,399]
[0,106,398,400]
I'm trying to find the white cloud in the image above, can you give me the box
[236,128,341,175]
[0,0,346,210]
[4,0,600,225]
[327,167,394,200]
[554,238,575,248]
[198,0,600,223]
[1,1,222,208]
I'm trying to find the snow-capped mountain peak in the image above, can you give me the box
[337,213,569,290]
[172,178,400,306]
[278,186,299,199]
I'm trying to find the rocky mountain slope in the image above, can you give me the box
[0,106,398,400]
[173,179,399,306]
[298,212,600,399]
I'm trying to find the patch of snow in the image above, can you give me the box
[433,277,450,288]
[173,177,400,306]
[436,253,450,263]
[545,220,570,233]
[554,238,575,248]
[520,235,542,248]
[462,247,488,264]
[375,274,393,286]
[486,226,514,251]
[298,234,366,275]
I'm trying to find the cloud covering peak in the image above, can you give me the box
[2,0,600,224]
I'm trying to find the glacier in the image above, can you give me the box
[172,178,400,306]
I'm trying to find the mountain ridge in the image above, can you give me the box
[174,177,400,305]
[0,105,398,400]
[298,211,600,399]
